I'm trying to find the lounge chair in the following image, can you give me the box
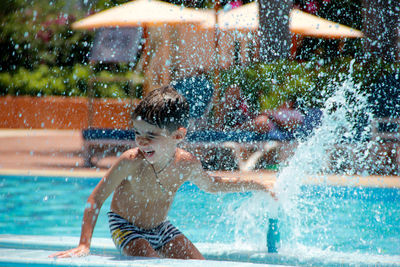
[82,128,135,167]
[181,110,322,171]
[174,75,322,171]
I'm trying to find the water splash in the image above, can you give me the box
[227,61,385,257]
[275,62,377,252]
[228,192,272,250]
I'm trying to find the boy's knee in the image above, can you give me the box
[124,238,159,257]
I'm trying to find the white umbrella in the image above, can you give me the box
[201,2,363,39]
[72,0,213,30]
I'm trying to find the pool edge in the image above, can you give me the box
[1,168,400,188]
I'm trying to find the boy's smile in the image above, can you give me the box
[133,119,180,167]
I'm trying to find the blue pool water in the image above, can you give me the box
[1,175,400,264]
[0,175,257,244]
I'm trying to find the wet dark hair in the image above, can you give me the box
[131,85,189,132]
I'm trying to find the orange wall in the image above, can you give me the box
[0,96,139,129]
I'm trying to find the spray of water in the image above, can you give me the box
[274,60,377,254]
[228,60,380,256]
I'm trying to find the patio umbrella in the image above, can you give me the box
[200,2,363,39]
[71,0,213,30]
[289,8,364,39]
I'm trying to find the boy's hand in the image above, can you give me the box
[269,190,278,201]
[49,245,89,258]
[261,180,277,200]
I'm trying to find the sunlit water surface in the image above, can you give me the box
[1,175,399,258]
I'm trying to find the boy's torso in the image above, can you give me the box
[110,148,192,229]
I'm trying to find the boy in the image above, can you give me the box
[50,85,275,260]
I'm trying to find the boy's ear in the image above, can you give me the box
[172,127,187,140]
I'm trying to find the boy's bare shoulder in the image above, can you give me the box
[175,148,200,165]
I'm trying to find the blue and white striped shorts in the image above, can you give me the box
[108,212,182,251]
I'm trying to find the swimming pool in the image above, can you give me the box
[1,174,400,266]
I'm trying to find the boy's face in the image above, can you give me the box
[132,119,185,164]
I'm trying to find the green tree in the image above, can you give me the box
[0,0,133,72]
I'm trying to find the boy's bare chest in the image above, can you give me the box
[130,166,183,197]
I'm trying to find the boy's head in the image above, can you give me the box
[132,85,189,133]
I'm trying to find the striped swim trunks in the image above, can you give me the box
[107,212,183,252]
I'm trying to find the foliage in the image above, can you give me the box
[293,0,362,30]
[0,0,145,98]
[94,0,129,10]
[293,0,363,62]
[220,58,400,112]
[166,0,253,9]
[221,60,320,111]
[0,0,133,72]
[0,64,144,98]
[0,0,93,71]
[317,0,363,30]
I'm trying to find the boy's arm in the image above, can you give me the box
[49,155,133,258]
[188,158,275,197]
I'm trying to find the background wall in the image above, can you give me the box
[0,96,139,129]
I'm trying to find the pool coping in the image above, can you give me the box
[0,235,287,267]
[1,168,400,188]
[1,235,399,267]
